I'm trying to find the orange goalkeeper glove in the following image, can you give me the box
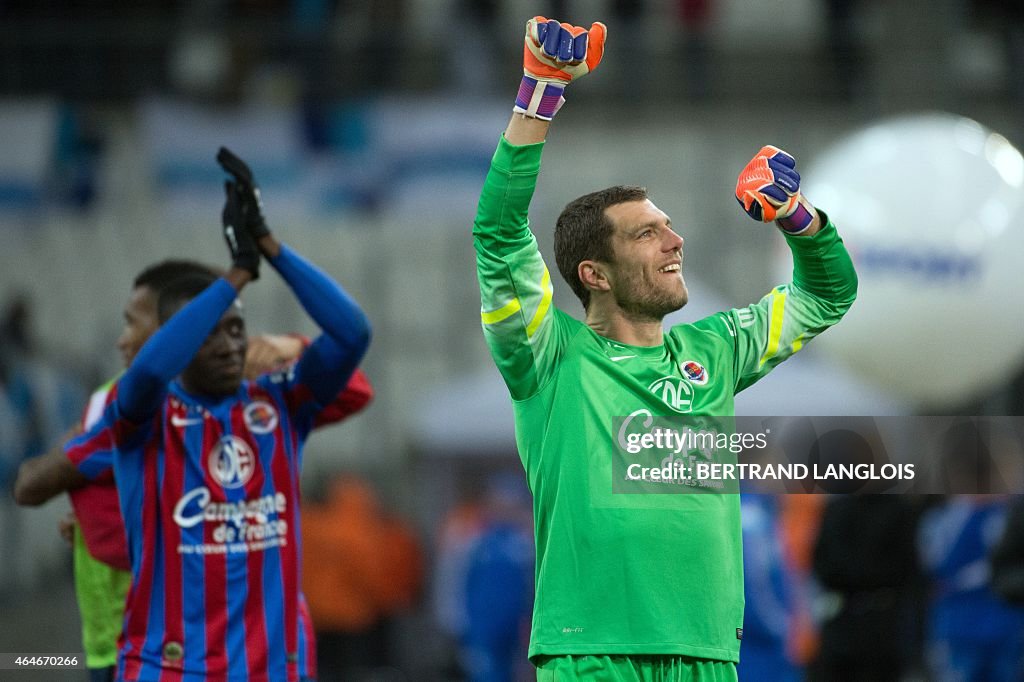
[735,145,815,234]
[513,16,607,120]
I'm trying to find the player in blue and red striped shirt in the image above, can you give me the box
[16,257,372,682]
[66,148,371,682]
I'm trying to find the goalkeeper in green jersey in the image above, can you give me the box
[473,14,858,682]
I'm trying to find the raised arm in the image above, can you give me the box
[218,148,370,407]
[265,244,370,405]
[713,145,857,392]
[474,16,606,400]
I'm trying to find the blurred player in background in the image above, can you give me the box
[738,493,802,682]
[301,474,423,680]
[918,426,1024,682]
[919,495,1024,682]
[811,496,925,681]
[473,15,857,680]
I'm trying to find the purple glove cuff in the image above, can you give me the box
[777,202,814,234]
[513,76,566,121]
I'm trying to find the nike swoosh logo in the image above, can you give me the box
[171,415,203,427]
[610,355,637,362]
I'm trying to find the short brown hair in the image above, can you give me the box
[554,185,649,310]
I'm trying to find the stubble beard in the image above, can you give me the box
[613,269,689,324]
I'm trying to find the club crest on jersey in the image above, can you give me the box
[208,435,256,489]
[681,360,708,386]
[648,376,694,414]
[244,400,279,434]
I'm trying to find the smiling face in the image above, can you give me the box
[597,199,688,322]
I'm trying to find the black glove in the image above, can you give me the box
[222,181,261,279]
[216,146,270,240]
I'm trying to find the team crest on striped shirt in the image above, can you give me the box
[244,400,279,434]
[208,435,256,489]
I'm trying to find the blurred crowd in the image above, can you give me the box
[740,493,1024,682]
[2,0,1024,99]
[4,0,1024,214]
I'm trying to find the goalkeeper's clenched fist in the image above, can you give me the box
[514,16,607,121]
[735,145,819,235]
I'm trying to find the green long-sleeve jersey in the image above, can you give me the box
[473,136,857,662]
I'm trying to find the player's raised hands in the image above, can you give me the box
[735,145,816,234]
[221,180,262,279]
[217,147,270,241]
[514,16,607,120]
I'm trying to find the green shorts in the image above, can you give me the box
[535,654,738,682]
[73,525,131,669]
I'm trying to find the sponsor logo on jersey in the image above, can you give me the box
[680,360,708,385]
[648,376,693,413]
[171,486,289,553]
[208,435,256,489]
[244,401,278,434]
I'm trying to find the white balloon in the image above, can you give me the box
[794,113,1024,408]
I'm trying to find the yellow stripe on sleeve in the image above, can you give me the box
[759,288,788,367]
[791,334,804,354]
[525,267,553,339]
[481,298,522,325]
